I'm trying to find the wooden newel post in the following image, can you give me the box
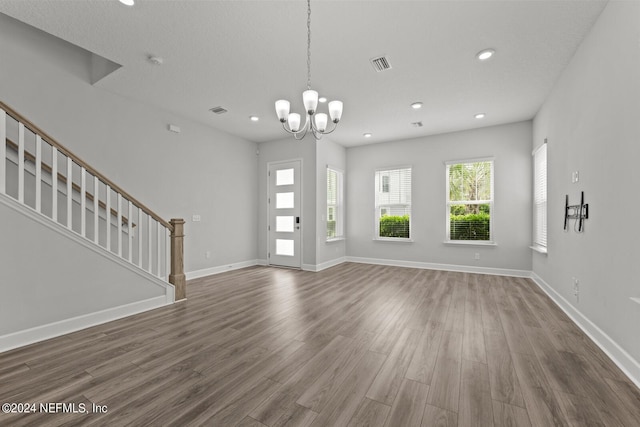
[169,218,186,300]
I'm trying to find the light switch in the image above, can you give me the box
[192,215,201,222]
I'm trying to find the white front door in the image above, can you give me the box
[268,160,302,268]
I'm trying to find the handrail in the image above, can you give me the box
[0,101,172,231]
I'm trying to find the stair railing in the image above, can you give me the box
[0,101,185,300]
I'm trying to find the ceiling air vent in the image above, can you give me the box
[209,106,228,115]
[411,121,424,128]
[370,55,392,72]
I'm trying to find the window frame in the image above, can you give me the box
[326,166,344,241]
[445,158,495,245]
[374,166,413,242]
[532,141,547,253]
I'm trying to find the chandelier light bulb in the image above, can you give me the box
[288,113,301,132]
[275,100,290,122]
[303,90,319,115]
[314,113,328,132]
[328,100,343,123]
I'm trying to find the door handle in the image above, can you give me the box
[296,216,300,229]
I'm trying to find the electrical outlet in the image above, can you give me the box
[205,251,211,259]
[474,253,480,260]
[572,277,579,302]
[572,171,580,183]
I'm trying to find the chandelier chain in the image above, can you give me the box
[307,0,311,90]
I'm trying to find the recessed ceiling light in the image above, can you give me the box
[363,133,372,138]
[119,0,135,6]
[476,49,495,61]
[411,102,423,109]
[475,113,486,119]
[249,116,259,122]
[319,97,327,103]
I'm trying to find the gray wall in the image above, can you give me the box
[532,0,640,366]
[0,14,259,275]
[346,121,533,272]
[316,138,347,267]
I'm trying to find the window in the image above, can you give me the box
[533,142,547,251]
[375,167,411,239]
[327,167,343,239]
[446,159,493,242]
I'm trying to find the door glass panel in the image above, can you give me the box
[276,169,294,186]
[276,239,294,256]
[276,216,295,232]
[276,192,294,209]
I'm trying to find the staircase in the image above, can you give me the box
[0,100,185,351]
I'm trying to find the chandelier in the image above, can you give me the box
[275,0,343,140]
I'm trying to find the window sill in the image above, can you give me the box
[326,237,345,243]
[374,237,414,243]
[444,240,496,247]
[530,245,548,255]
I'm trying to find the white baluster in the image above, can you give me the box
[138,208,143,268]
[93,176,99,244]
[52,147,58,222]
[0,109,5,194]
[166,227,170,281]
[66,157,72,229]
[106,185,111,251]
[18,123,24,203]
[35,136,42,212]
[80,167,86,237]
[147,217,153,273]
[128,200,133,263]
[157,222,162,277]
[117,193,123,257]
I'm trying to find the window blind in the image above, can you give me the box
[327,167,343,238]
[533,143,547,248]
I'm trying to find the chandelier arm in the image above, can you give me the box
[293,126,309,140]
[280,122,297,135]
[309,119,338,136]
[319,122,339,135]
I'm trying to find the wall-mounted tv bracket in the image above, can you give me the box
[564,191,589,232]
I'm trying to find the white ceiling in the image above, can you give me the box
[0,0,607,147]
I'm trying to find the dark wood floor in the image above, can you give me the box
[1,263,639,426]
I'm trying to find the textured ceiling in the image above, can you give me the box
[0,0,608,147]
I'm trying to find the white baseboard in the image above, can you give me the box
[185,259,261,280]
[345,256,531,277]
[0,296,171,354]
[531,273,640,389]
[303,256,347,272]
